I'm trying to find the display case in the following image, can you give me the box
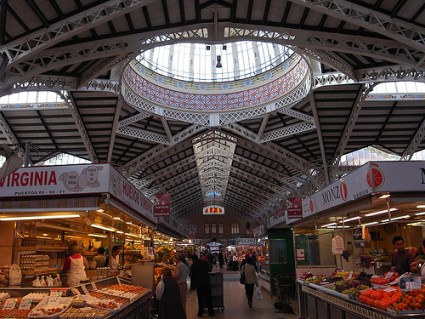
[297,281,425,319]
[0,277,152,319]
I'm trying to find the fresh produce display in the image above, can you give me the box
[389,289,425,312]
[341,285,370,300]
[370,272,399,286]
[358,288,403,310]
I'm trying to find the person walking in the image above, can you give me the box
[174,253,189,314]
[240,255,258,308]
[158,267,186,319]
[188,254,215,317]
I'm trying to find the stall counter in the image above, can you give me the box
[297,280,424,319]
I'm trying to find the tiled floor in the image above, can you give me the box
[185,272,299,319]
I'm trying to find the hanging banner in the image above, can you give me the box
[287,197,302,219]
[187,224,197,239]
[153,193,170,217]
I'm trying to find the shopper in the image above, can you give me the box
[63,242,88,287]
[106,245,122,275]
[92,247,106,268]
[188,254,215,317]
[240,255,258,308]
[174,253,189,314]
[390,236,414,276]
[158,267,186,319]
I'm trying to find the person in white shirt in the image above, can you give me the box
[174,253,189,314]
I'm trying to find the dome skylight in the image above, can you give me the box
[136,41,294,83]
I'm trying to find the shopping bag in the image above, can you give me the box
[255,286,263,300]
[9,264,22,286]
[155,279,164,300]
[239,273,245,284]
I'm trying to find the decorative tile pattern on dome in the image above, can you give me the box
[123,59,309,111]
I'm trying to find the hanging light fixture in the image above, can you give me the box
[216,55,222,68]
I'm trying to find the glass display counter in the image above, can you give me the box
[0,277,152,319]
[297,280,424,319]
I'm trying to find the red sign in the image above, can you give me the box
[153,193,170,217]
[287,197,302,219]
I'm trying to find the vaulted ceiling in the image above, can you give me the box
[1,0,425,226]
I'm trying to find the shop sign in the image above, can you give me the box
[108,167,153,220]
[190,239,204,245]
[368,161,425,192]
[186,224,197,239]
[252,225,265,237]
[237,238,257,245]
[269,209,286,228]
[0,164,108,196]
[302,163,371,217]
[153,193,170,217]
[203,205,224,215]
[287,197,302,219]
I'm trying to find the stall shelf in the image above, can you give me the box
[297,281,424,319]
[0,277,152,319]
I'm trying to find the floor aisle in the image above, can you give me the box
[185,272,299,319]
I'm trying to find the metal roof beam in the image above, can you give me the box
[107,97,123,162]
[118,111,152,128]
[332,82,376,168]
[121,124,207,176]
[67,94,98,162]
[309,92,329,185]
[117,126,169,145]
[1,0,155,67]
[401,117,425,160]
[290,0,425,54]
[261,122,316,142]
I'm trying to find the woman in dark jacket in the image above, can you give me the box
[159,267,186,319]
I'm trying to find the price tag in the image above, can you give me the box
[18,299,32,310]
[48,296,60,306]
[91,282,97,291]
[383,286,397,293]
[50,290,63,298]
[347,272,353,280]
[3,298,17,309]
[81,285,89,295]
[400,276,421,291]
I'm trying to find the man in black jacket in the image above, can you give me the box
[188,254,215,317]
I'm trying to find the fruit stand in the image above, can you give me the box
[297,270,425,319]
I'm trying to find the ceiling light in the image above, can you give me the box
[125,233,139,238]
[341,216,361,223]
[381,215,410,222]
[415,212,425,216]
[363,221,379,226]
[321,222,337,227]
[126,221,133,225]
[417,205,425,208]
[116,230,124,234]
[216,55,222,68]
[378,194,390,199]
[113,217,122,221]
[0,214,80,221]
[88,233,108,238]
[91,223,116,232]
[365,208,398,217]
[96,209,104,213]
[326,225,350,229]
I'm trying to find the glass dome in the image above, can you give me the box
[135,41,294,83]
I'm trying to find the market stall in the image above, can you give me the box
[0,164,158,288]
[288,161,425,318]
